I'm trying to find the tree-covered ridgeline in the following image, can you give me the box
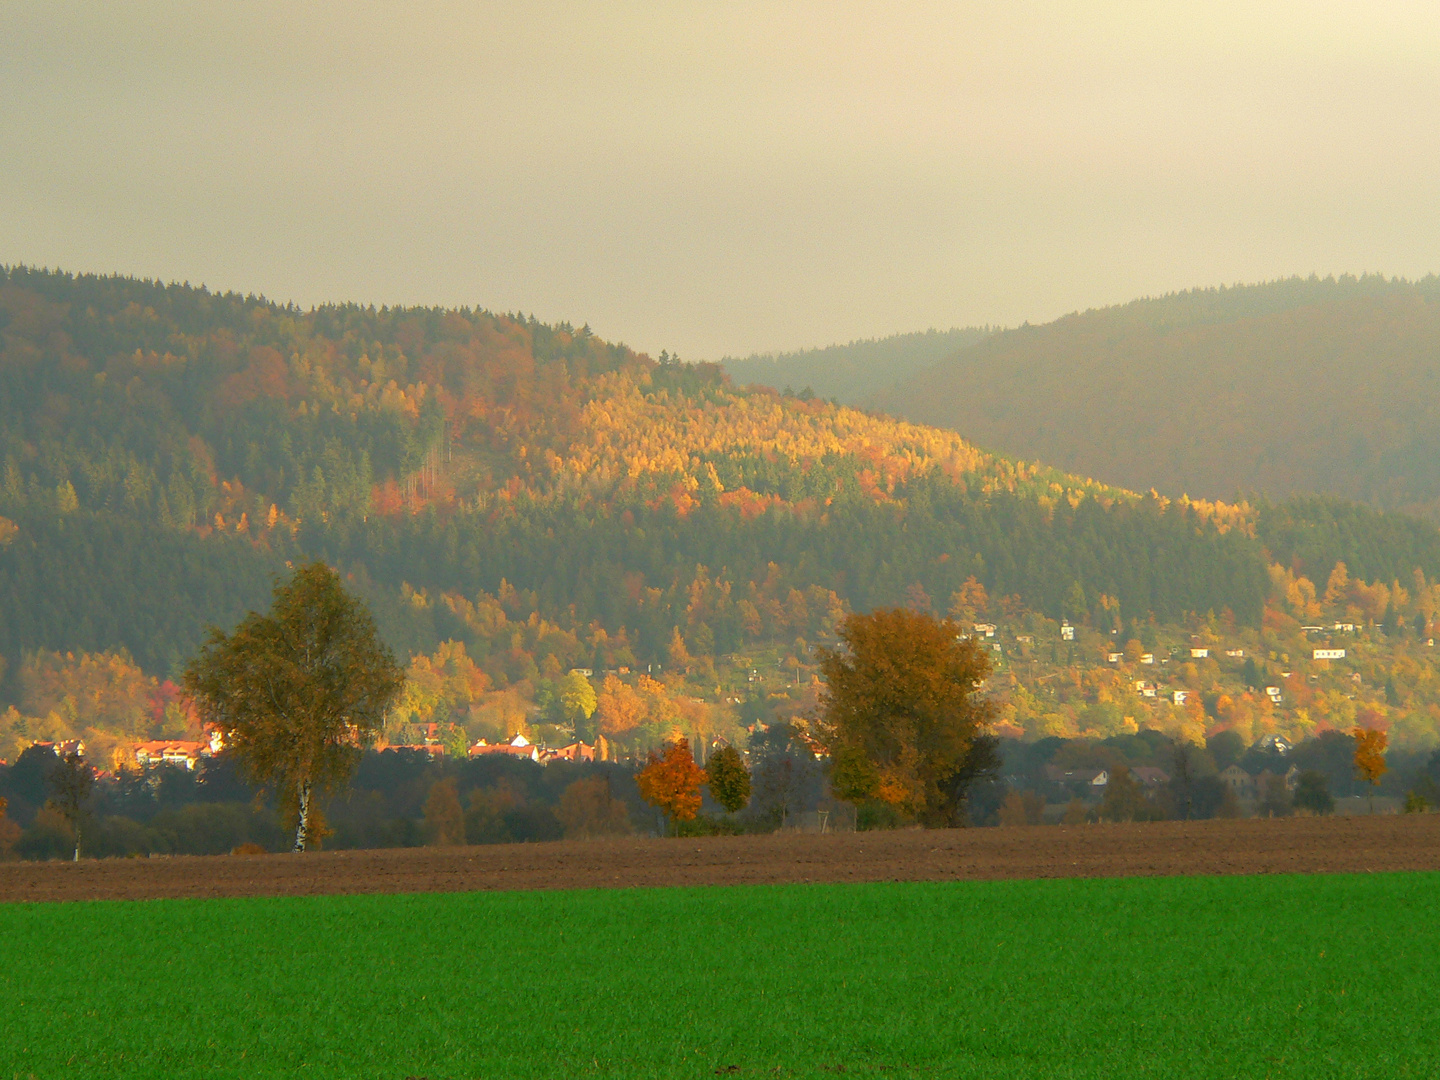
[4,266,1440,693]
[721,325,993,404]
[883,274,1440,519]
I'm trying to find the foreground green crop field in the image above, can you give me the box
[2,873,1436,1079]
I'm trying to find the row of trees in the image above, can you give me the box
[178,569,998,851]
[631,608,998,831]
[17,565,993,853]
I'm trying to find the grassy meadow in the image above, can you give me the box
[2,873,1436,1079]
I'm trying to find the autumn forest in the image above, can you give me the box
[4,267,1440,822]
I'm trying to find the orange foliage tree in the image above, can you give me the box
[1352,726,1389,813]
[595,674,645,738]
[635,738,704,833]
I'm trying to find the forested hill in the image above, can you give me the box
[877,275,1440,519]
[2,267,1440,697]
[720,327,991,404]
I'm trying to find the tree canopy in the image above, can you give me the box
[183,562,404,850]
[636,738,704,831]
[820,608,996,825]
[705,743,751,814]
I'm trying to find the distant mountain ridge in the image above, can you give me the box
[873,275,1440,519]
[721,327,992,404]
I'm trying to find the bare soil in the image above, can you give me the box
[4,814,1439,903]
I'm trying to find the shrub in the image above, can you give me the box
[1293,771,1335,815]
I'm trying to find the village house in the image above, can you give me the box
[1189,648,1209,659]
[128,727,223,771]
[1043,765,1109,789]
[133,740,209,770]
[1219,764,1255,799]
[1217,762,1301,802]
[538,741,596,764]
[1130,766,1171,787]
[468,734,541,761]
[1254,766,1301,799]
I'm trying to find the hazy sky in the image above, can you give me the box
[4,2,1439,359]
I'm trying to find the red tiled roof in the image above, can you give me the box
[468,743,535,758]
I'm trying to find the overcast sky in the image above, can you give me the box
[4,2,1439,359]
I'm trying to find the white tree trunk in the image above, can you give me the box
[294,780,311,851]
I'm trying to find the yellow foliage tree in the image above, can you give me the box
[818,608,996,825]
[1352,726,1388,814]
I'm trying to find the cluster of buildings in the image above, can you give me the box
[1218,762,1301,800]
[464,733,597,764]
[23,728,594,774]
[131,728,226,770]
[376,726,600,764]
[1042,765,1172,790]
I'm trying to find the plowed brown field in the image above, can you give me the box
[4,814,1439,903]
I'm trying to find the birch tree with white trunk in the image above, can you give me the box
[184,562,404,851]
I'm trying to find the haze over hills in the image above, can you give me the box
[869,276,1440,520]
[0,267,1268,675]
[10,267,1440,762]
[721,327,992,405]
[3,268,1439,674]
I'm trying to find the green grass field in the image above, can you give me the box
[2,873,1436,1079]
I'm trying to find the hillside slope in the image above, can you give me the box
[7,269,1440,760]
[721,327,991,404]
[879,276,1440,518]
[0,272,1437,663]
